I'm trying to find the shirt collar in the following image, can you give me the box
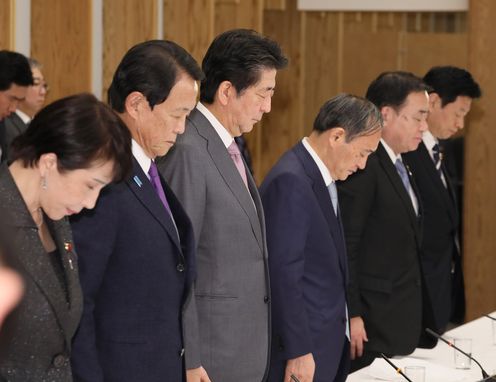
[422,129,438,153]
[15,109,31,124]
[196,102,234,148]
[381,138,402,164]
[302,137,334,187]
[132,139,152,179]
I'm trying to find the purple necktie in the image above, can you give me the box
[148,161,172,216]
[228,141,248,188]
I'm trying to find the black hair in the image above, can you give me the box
[423,66,481,106]
[11,93,133,182]
[108,40,204,112]
[366,71,430,111]
[0,50,33,90]
[200,29,288,104]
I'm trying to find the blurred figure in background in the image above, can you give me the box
[0,50,33,163]
[3,58,48,162]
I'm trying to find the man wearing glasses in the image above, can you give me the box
[0,50,32,163]
[3,58,48,160]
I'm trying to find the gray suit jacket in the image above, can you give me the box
[157,107,270,381]
[0,163,83,381]
[3,113,28,163]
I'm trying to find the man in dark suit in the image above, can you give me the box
[70,41,208,382]
[158,29,287,381]
[3,58,48,161]
[337,72,434,371]
[0,50,32,163]
[403,67,481,331]
[260,94,382,382]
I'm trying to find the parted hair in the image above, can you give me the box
[108,40,204,113]
[200,29,288,104]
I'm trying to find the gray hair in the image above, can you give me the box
[313,93,383,142]
[28,58,42,70]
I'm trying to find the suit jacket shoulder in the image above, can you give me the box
[0,164,82,380]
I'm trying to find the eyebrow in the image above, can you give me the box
[93,178,109,186]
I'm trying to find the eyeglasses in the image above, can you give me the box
[33,78,50,92]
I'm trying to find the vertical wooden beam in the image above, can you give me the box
[464,0,496,320]
[103,0,157,100]
[0,0,13,50]
[163,0,214,64]
[260,0,303,181]
[31,0,92,103]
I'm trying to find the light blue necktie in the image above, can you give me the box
[395,158,411,192]
[328,181,339,216]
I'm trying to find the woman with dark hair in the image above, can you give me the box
[0,93,132,381]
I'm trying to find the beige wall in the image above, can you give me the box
[0,0,493,320]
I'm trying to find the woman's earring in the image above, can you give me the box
[41,176,48,190]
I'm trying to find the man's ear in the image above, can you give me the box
[380,106,394,127]
[124,91,146,119]
[429,92,441,110]
[328,127,346,146]
[216,81,234,107]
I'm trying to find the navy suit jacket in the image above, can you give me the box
[70,159,198,382]
[260,142,349,382]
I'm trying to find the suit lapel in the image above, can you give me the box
[0,165,80,348]
[293,143,348,276]
[189,109,264,252]
[46,217,83,346]
[377,144,420,238]
[126,159,182,253]
[11,113,27,135]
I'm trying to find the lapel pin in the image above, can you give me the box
[133,175,143,187]
[64,242,74,270]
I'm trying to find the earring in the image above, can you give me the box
[41,176,48,190]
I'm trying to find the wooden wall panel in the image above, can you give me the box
[0,0,12,50]
[163,0,214,64]
[214,0,264,33]
[31,0,92,103]
[341,13,402,96]
[464,0,496,320]
[403,33,468,75]
[260,0,303,179]
[265,0,286,10]
[342,31,400,96]
[103,0,157,100]
[302,11,340,134]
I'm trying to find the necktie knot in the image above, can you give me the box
[432,143,444,171]
[328,182,339,217]
[228,141,242,156]
[148,161,173,217]
[148,161,160,180]
[395,158,411,192]
[228,140,248,188]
